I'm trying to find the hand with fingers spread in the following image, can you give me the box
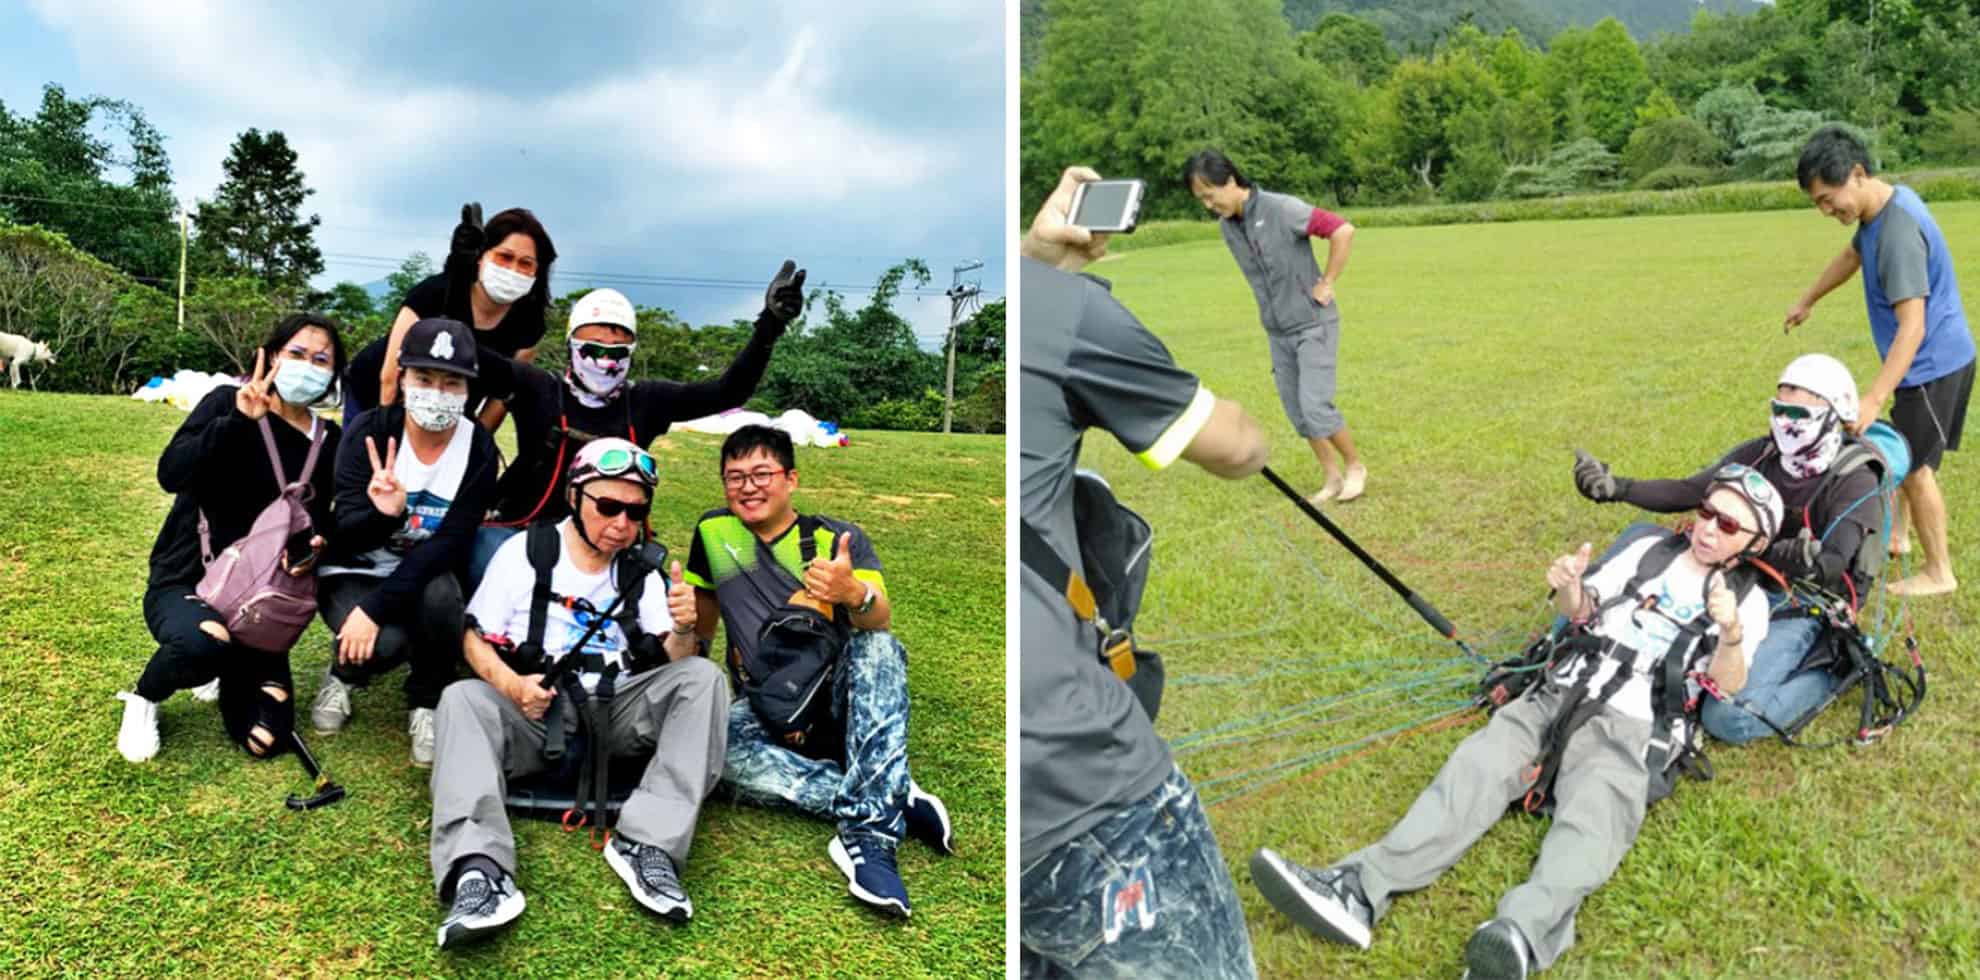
[365,435,407,517]
[338,606,381,666]
[234,349,279,420]
[665,560,697,635]
[802,532,863,607]
[762,259,808,326]
[1022,165,1110,272]
[1548,542,1594,617]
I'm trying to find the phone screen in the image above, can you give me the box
[1072,181,1138,229]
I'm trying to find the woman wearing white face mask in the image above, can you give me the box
[344,204,558,431]
[315,317,501,766]
[1569,353,1897,745]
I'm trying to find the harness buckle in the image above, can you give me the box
[1103,629,1137,682]
[560,808,588,832]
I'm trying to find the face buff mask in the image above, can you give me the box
[567,339,634,409]
[1771,405,1842,479]
[405,385,468,432]
[273,359,334,405]
[480,258,534,305]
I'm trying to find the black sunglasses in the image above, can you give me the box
[580,490,650,522]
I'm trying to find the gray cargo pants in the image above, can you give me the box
[428,655,729,895]
[1336,683,1652,970]
[1267,318,1344,439]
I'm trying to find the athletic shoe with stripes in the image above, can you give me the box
[437,867,525,949]
[606,835,692,922]
[828,831,911,918]
[1249,847,1373,950]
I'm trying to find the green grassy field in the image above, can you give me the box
[0,396,1004,978]
[1075,205,1980,978]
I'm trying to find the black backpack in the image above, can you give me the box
[730,515,850,761]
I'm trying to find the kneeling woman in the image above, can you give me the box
[117,314,347,762]
[1251,468,1781,978]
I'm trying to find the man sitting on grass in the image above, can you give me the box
[684,425,955,919]
[1252,467,1780,979]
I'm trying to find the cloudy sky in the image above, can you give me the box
[0,1,1007,346]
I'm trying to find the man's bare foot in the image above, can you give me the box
[1887,571,1957,597]
[1338,464,1368,502]
[1309,475,1343,506]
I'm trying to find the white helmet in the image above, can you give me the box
[567,288,637,340]
[1778,354,1859,424]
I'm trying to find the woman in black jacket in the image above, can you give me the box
[117,314,348,763]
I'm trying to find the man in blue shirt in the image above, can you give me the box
[1785,126,1975,597]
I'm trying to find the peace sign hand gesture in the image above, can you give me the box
[234,349,279,420]
[365,435,406,517]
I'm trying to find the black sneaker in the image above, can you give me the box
[1462,919,1533,980]
[605,835,692,922]
[437,868,525,949]
[1250,847,1374,950]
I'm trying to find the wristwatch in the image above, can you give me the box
[855,581,878,615]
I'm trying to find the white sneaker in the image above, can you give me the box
[311,671,353,733]
[116,692,160,762]
[188,678,221,703]
[409,707,436,768]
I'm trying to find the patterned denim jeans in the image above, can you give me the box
[723,629,912,842]
[1019,765,1256,979]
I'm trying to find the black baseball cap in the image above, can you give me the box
[397,317,478,377]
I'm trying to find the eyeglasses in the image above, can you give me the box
[592,446,658,483]
[1696,501,1756,536]
[1769,399,1821,421]
[576,342,634,361]
[283,345,334,368]
[580,490,651,522]
[722,467,788,490]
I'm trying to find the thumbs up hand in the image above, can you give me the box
[803,531,860,606]
[1548,541,1593,616]
[1706,570,1739,633]
[665,560,697,634]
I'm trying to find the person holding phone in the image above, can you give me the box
[312,317,499,767]
[116,314,347,764]
[1184,148,1367,505]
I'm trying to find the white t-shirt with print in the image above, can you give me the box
[321,420,475,579]
[1550,536,1771,723]
[466,519,674,693]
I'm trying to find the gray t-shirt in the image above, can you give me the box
[683,509,884,670]
[1019,257,1218,865]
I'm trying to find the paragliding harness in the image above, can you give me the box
[1477,528,1755,815]
[492,519,669,847]
[1019,470,1165,721]
[489,385,639,529]
[727,516,850,762]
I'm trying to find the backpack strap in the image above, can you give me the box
[1020,519,1097,623]
[199,416,325,564]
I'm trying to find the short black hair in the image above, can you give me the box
[1181,149,1250,193]
[1797,126,1873,191]
[721,424,795,473]
[480,207,558,309]
[260,312,348,406]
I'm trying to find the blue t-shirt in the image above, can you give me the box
[1854,185,1976,387]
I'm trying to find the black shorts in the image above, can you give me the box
[1891,358,1976,472]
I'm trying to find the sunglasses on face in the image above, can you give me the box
[581,490,651,522]
[576,342,634,361]
[1769,399,1822,421]
[723,467,787,490]
[1696,501,1755,537]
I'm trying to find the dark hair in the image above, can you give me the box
[1796,126,1873,191]
[720,425,796,473]
[480,207,558,308]
[1181,149,1250,193]
[260,312,348,406]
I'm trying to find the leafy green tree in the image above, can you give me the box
[1543,19,1652,150]
[191,128,323,295]
[0,84,179,282]
[1298,12,1396,86]
[1621,116,1726,180]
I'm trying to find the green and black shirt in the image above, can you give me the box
[684,508,886,665]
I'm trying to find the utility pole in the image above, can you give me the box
[176,205,189,330]
[943,259,983,435]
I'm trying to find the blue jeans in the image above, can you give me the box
[1019,765,1255,979]
[723,630,914,843]
[465,525,520,598]
[1700,615,1839,744]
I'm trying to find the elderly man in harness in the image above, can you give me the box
[428,438,726,948]
[1570,354,1899,744]
[1251,467,1782,979]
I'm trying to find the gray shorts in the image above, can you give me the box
[1268,318,1344,439]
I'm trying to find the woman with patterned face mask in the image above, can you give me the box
[1568,353,1895,745]
[312,317,502,767]
[344,204,559,432]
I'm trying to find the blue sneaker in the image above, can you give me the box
[904,782,954,855]
[828,831,911,918]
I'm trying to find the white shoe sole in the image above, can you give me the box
[437,889,525,949]
[604,844,692,922]
[828,836,910,918]
[1250,848,1371,950]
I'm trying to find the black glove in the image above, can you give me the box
[1763,527,1822,578]
[762,259,808,326]
[450,202,485,259]
[1572,449,1632,503]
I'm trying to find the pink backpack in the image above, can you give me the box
[195,416,325,652]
